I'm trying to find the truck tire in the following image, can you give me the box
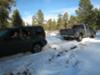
[76,35,82,42]
[31,44,42,53]
[90,34,95,38]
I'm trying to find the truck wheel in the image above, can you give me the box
[77,35,82,42]
[90,34,95,38]
[31,44,42,53]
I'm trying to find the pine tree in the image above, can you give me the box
[12,9,24,27]
[36,9,44,25]
[0,0,15,9]
[0,0,15,28]
[32,16,37,25]
[93,8,100,29]
[63,12,68,28]
[76,0,93,25]
[96,8,100,29]
[57,14,63,29]
[47,19,52,30]
[68,16,79,28]
[52,20,57,30]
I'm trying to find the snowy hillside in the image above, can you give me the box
[0,31,100,75]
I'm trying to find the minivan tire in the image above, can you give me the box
[31,44,42,53]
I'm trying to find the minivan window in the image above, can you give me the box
[0,31,7,37]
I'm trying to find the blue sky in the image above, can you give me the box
[16,0,100,24]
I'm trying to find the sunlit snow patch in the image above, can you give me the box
[81,38,100,43]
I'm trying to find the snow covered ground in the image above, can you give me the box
[0,31,100,75]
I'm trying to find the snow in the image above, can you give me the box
[76,43,100,75]
[0,31,100,75]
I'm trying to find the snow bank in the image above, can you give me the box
[81,38,100,43]
[46,31,59,37]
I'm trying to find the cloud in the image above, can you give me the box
[94,5,100,9]
[22,7,77,23]
[49,7,77,15]
[44,15,57,20]
[44,7,77,20]
[23,14,57,24]
[23,15,32,25]
[22,11,34,25]
[92,0,100,8]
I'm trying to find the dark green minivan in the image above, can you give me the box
[0,26,47,58]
